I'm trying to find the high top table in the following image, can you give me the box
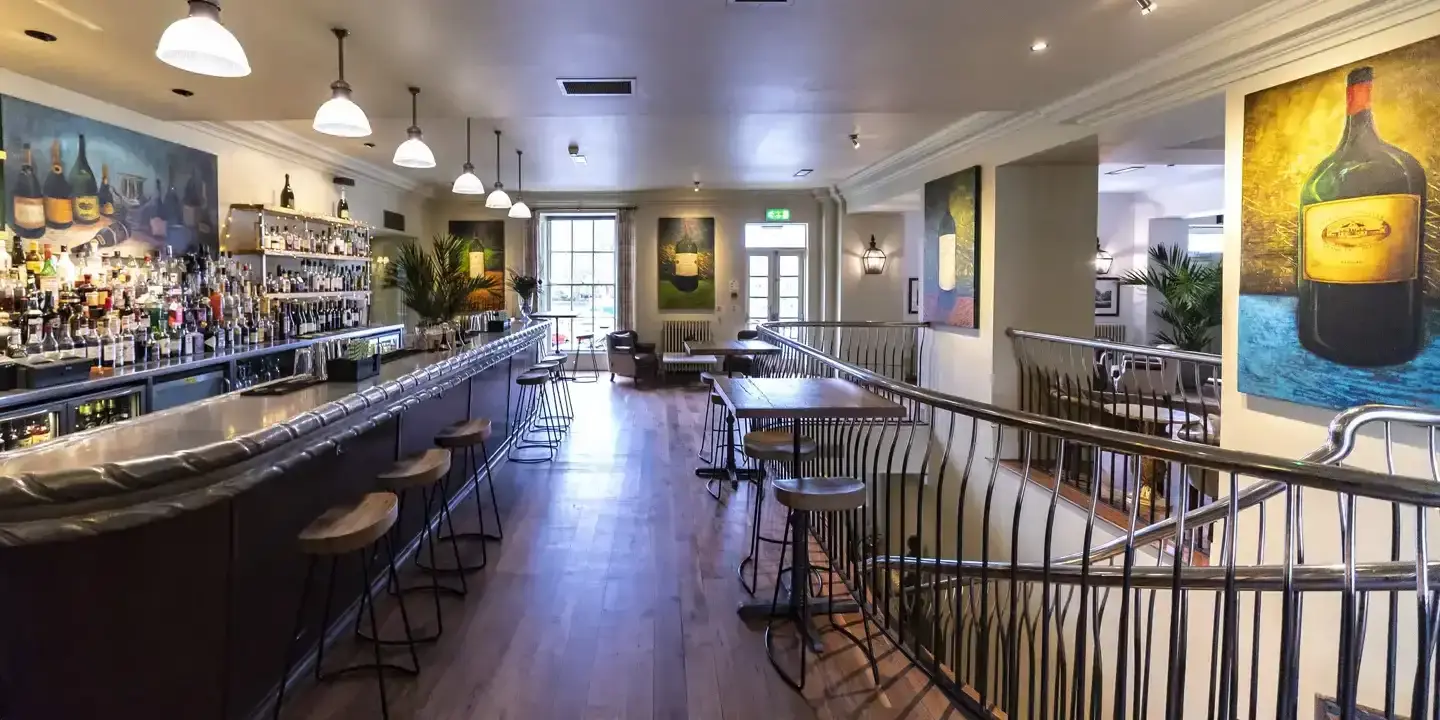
[709,377,905,631]
[528,312,579,378]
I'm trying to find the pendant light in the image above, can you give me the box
[937,210,957,291]
[508,149,532,219]
[1094,239,1114,274]
[392,87,435,168]
[485,129,512,209]
[156,0,251,78]
[452,118,485,194]
[312,28,371,138]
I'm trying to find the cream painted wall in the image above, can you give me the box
[838,212,905,322]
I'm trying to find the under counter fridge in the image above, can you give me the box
[0,402,63,453]
[66,386,145,434]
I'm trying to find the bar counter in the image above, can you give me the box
[0,319,551,719]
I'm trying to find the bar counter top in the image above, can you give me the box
[0,319,550,541]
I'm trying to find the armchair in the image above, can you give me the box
[606,330,659,384]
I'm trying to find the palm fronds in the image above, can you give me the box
[384,234,498,324]
[1120,244,1222,351]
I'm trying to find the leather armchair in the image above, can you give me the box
[606,330,658,384]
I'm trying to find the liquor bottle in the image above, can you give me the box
[280,174,295,210]
[98,319,116,368]
[1297,66,1429,366]
[70,134,100,225]
[13,144,46,239]
[42,140,73,230]
[336,188,350,220]
[99,164,116,218]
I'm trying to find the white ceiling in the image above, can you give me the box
[1,0,1269,192]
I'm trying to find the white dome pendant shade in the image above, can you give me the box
[452,119,485,194]
[312,28,372,138]
[508,149,531,219]
[156,0,251,78]
[485,129,512,209]
[392,87,436,168]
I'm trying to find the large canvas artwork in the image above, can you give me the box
[1240,35,1440,410]
[2,95,218,259]
[448,219,506,311]
[658,217,715,311]
[923,166,980,329]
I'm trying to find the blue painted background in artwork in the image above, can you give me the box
[1238,294,1440,410]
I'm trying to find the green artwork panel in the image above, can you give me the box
[658,217,715,310]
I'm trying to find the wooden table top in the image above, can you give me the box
[712,377,906,419]
[528,313,579,319]
[684,339,782,356]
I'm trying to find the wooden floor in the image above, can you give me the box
[280,380,961,720]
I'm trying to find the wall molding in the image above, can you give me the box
[838,0,1438,205]
[432,187,824,211]
[181,121,430,197]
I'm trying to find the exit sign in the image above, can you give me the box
[765,208,790,222]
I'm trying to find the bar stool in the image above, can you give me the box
[532,359,572,432]
[738,429,818,595]
[274,492,419,720]
[572,334,599,383]
[377,448,470,640]
[765,477,880,692]
[427,419,503,573]
[698,372,723,465]
[509,370,561,463]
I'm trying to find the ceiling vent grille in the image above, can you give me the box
[557,78,635,97]
[729,0,794,4]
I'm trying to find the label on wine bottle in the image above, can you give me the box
[1303,194,1422,283]
[13,198,45,230]
[43,197,73,226]
[74,196,99,223]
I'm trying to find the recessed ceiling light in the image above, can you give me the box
[1030,39,1048,53]
[24,29,58,42]
[363,142,376,148]
[171,88,194,97]
[568,142,587,164]
[1137,0,1157,15]
[794,169,813,177]
[694,180,701,192]
[1104,165,1145,175]
[849,134,860,149]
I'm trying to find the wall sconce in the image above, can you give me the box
[1093,238,1113,275]
[862,235,887,275]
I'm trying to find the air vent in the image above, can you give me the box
[557,78,635,97]
[729,0,793,4]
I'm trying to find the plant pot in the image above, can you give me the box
[519,295,536,319]
[327,354,380,382]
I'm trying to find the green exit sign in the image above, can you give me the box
[765,208,790,222]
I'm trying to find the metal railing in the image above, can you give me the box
[753,320,1440,720]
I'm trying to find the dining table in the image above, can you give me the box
[707,377,906,638]
[683,338,782,357]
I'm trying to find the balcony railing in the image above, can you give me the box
[754,320,1440,720]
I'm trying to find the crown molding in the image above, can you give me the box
[180,121,430,197]
[838,0,1435,204]
[433,187,823,210]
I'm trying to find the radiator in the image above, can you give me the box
[660,320,718,374]
[1094,324,1127,344]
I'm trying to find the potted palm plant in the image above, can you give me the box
[384,234,497,347]
[1120,244,1222,352]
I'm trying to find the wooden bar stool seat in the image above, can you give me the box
[771,477,865,513]
[298,493,399,556]
[700,371,717,386]
[377,448,451,490]
[743,429,817,463]
[434,419,494,447]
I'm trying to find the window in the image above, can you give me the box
[744,223,807,326]
[541,214,618,352]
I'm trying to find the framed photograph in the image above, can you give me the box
[907,277,920,315]
[1094,277,1121,317]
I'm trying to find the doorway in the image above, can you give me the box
[743,223,807,326]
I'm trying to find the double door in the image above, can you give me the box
[746,251,804,326]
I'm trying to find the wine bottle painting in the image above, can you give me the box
[1240,35,1440,410]
[0,95,218,259]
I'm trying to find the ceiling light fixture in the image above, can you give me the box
[861,235,887,275]
[509,150,532,219]
[485,129,512,209]
[1030,39,1049,53]
[156,0,250,77]
[1137,0,1157,15]
[312,28,371,138]
[452,119,485,194]
[24,29,58,42]
[849,134,860,149]
[1094,239,1114,275]
[568,143,587,164]
[392,86,436,168]
[694,180,702,192]
[1104,165,1145,175]
[794,168,813,177]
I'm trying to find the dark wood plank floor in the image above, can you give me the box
[279,380,959,720]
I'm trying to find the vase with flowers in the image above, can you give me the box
[507,270,543,319]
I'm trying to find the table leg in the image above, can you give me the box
[695,411,757,498]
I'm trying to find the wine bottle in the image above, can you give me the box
[99,164,116,217]
[280,174,295,210]
[1297,66,1428,367]
[42,140,73,230]
[336,188,350,220]
[13,144,46,239]
[70,134,100,225]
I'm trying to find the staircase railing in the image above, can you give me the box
[754,320,1440,720]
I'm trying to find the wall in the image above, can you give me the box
[901,210,923,319]
[838,212,905,322]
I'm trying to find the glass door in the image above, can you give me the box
[746,250,805,325]
[0,405,62,453]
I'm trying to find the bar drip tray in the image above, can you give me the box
[240,376,326,397]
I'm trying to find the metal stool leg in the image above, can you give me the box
[476,441,503,541]
[737,464,785,596]
[415,482,473,590]
[509,383,557,463]
[422,449,490,573]
[764,511,808,691]
[698,395,715,462]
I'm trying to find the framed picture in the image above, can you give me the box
[1094,277,1121,317]
[448,219,505,311]
[658,217,715,310]
[922,166,981,328]
[907,277,920,315]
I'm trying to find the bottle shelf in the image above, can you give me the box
[264,291,371,300]
[228,204,367,229]
[242,248,371,263]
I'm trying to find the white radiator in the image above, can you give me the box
[1094,324,1127,344]
[660,320,718,374]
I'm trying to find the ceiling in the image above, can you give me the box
[1,0,1269,192]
